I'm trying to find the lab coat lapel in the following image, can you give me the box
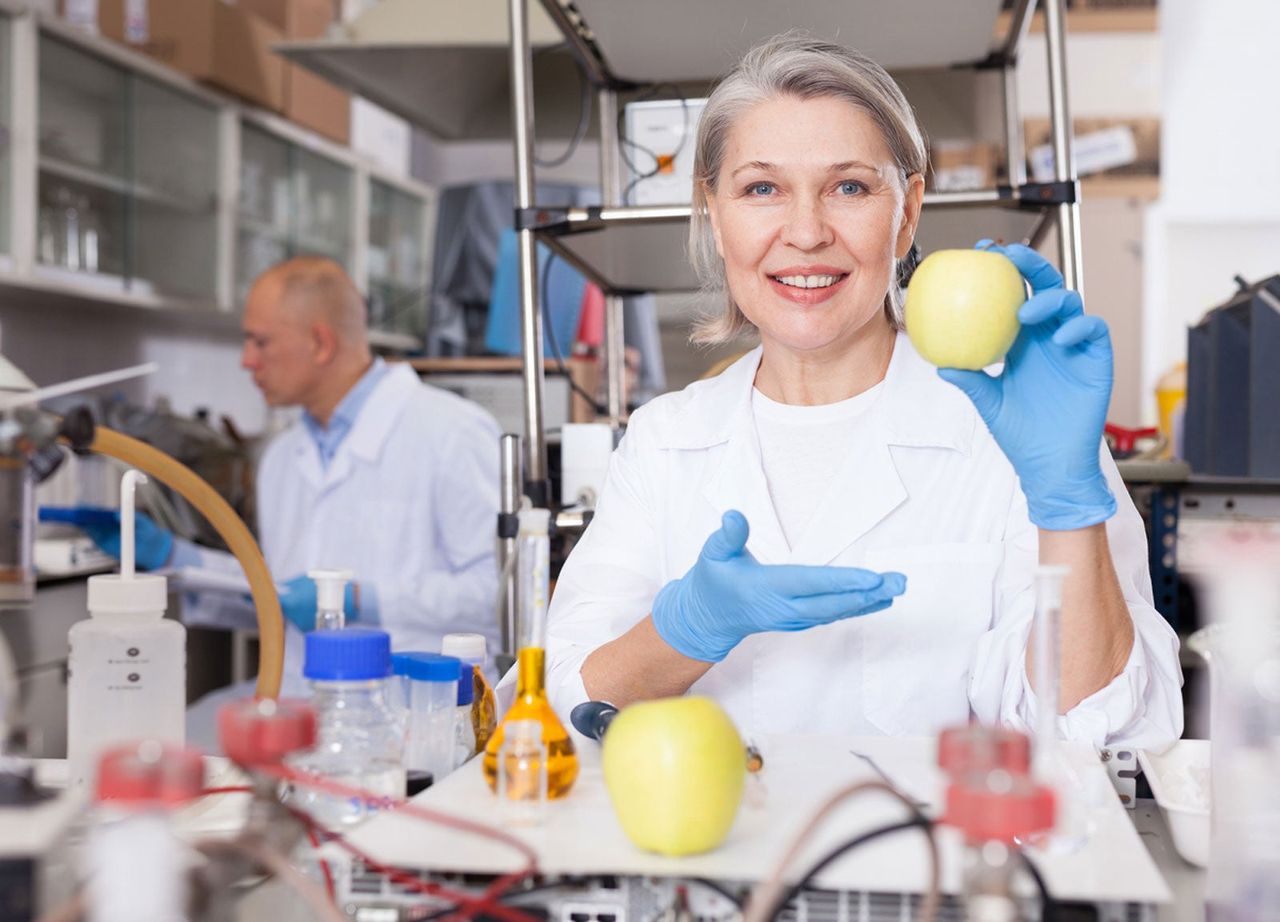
[704,410,791,566]
[789,333,973,565]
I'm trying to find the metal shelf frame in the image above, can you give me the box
[503,0,1084,502]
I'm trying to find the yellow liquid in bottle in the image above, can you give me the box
[483,647,578,799]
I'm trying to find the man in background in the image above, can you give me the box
[87,257,502,740]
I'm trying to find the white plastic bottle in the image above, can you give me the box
[67,471,185,790]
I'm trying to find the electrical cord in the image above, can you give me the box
[1019,850,1056,922]
[765,819,928,921]
[616,83,692,205]
[540,249,609,416]
[534,44,593,169]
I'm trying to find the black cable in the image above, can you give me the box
[616,83,692,205]
[688,877,746,910]
[1019,849,1056,922]
[767,818,929,922]
[540,249,609,416]
[534,46,593,169]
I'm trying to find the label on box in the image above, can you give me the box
[1030,126,1138,182]
[63,0,99,32]
[124,0,148,43]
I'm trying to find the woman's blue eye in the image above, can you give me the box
[746,182,775,196]
[838,180,865,195]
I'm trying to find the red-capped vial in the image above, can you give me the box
[96,740,204,808]
[937,724,1032,779]
[218,698,317,767]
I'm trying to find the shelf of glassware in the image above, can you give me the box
[236,119,356,304]
[366,176,434,346]
[34,32,221,304]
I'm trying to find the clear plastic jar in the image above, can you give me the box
[288,629,405,828]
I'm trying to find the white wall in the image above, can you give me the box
[1141,0,1280,422]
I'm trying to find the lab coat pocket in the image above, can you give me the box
[859,543,1001,736]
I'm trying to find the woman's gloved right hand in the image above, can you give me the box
[651,510,907,663]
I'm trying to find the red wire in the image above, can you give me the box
[263,764,541,921]
[305,826,338,903]
[200,786,254,796]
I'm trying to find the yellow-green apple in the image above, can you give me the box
[904,249,1027,370]
[602,696,745,856]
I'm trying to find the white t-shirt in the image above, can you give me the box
[751,382,883,550]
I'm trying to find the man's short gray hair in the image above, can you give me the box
[688,33,928,345]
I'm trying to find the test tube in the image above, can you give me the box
[1031,564,1068,771]
[497,719,548,826]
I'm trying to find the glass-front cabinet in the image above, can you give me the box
[367,178,430,341]
[237,121,354,302]
[36,35,220,301]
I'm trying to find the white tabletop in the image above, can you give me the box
[345,734,1172,905]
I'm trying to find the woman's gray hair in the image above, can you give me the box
[689,33,928,345]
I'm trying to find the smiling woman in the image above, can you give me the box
[536,33,1183,751]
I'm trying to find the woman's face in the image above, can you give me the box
[706,94,923,359]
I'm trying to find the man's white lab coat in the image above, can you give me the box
[544,334,1183,749]
[187,363,502,696]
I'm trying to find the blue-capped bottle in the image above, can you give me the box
[287,628,405,828]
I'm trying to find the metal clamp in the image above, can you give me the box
[1015,180,1079,208]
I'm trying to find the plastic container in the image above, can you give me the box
[454,664,477,768]
[497,719,548,827]
[441,632,497,753]
[288,628,405,828]
[1137,740,1210,868]
[87,741,203,922]
[67,470,185,790]
[398,653,461,785]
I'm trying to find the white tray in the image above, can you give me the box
[1138,740,1210,868]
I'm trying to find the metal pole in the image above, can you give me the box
[1003,65,1028,189]
[497,433,522,666]
[508,0,549,504]
[597,86,627,427]
[1043,0,1084,290]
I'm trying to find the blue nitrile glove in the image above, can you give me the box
[277,575,360,633]
[651,510,907,663]
[77,508,175,570]
[937,241,1117,531]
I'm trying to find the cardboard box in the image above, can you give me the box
[99,0,286,111]
[237,0,351,144]
[1023,117,1159,180]
[929,140,999,192]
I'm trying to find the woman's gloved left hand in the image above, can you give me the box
[937,241,1116,531]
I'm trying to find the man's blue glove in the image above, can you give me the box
[277,575,359,633]
[80,509,175,570]
[651,510,907,663]
[938,241,1116,531]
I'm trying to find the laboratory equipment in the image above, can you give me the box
[441,631,497,753]
[944,764,1055,922]
[1029,564,1096,852]
[398,652,461,786]
[483,508,579,798]
[1193,532,1280,919]
[288,628,405,827]
[87,741,203,922]
[453,660,476,768]
[497,719,548,826]
[559,422,614,508]
[67,469,186,790]
[307,567,354,631]
[621,98,708,205]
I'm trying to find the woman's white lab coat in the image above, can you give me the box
[186,363,502,695]
[545,334,1183,749]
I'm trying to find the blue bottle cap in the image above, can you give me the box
[393,652,461,684]
[304,628,392,681]
[391,652,416,677]
[456,666,474,706]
